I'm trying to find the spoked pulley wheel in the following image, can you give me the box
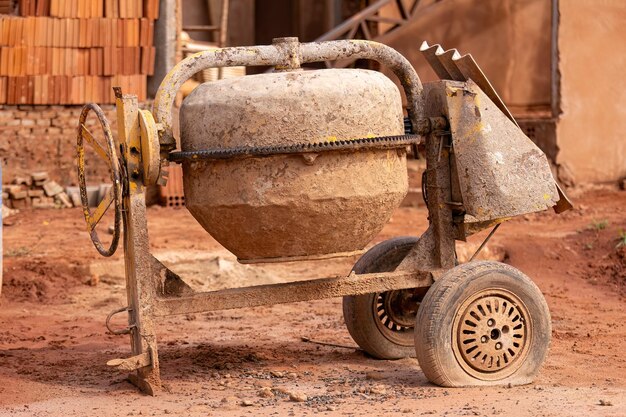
[415,261,551,387]
[76,103,123,257]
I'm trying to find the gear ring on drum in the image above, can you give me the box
[76,103,123,257]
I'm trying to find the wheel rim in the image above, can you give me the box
[373,290,419,346]
[452,288,531,380]
[76,103,123,257]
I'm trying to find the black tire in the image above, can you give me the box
[343,236,421,359]
[414,261,551,387]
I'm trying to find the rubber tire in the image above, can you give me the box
[343,236,420,359]
[414,261,551,387]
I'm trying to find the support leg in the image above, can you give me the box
[397,131,456,272]
[123,189,162,395]
[115,90,163,395]
[424,131,456,270]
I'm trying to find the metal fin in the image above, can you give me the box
[436,49,464,81]
[420,41,516,126]
[554,185,574,213]
[452,53,517,126]
[419,41,450,79]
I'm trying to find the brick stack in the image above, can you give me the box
[0,0,14,14]
[0,0,158,104]
[160,163,185,207]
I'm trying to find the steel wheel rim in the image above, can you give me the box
[452,288,531,380]
[372,290,417,346]
[76,103,123,257]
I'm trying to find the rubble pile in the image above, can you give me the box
[2,171,75,209]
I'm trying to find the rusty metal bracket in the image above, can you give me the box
[115,90,164,394]
[138,110,161,186]
[468,223,501,262]
[105,306,134,335]
[153,270,433,317]
[107,349,152,372]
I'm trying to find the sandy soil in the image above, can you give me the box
[0,188,625,416]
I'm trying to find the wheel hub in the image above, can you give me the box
[453,289,530,378]
[373,290,420,346]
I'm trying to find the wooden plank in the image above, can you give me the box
[45,18,52,48]
[97,47,103,75]
[44,45,51,73]
[18,75,28,104]
[6,46,14,76]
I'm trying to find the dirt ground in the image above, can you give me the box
[1,187,625,416]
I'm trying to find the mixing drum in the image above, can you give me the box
[180,69,407,261]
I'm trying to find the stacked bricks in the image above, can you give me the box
[160,163,185,207]
[0,1,14,14]
[0,0,159,104]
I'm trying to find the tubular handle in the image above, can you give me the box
[152,37,424,150]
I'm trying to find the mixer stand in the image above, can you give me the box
[74,38,567,394]
[93,87,455,394]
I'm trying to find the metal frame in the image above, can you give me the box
[313,0,445,69]
[315,0,423,44]
[106,38,457,395]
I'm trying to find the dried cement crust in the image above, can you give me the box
[180,69,407,260]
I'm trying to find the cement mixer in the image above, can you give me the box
[76,38,572,394]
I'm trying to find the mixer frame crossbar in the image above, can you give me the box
[154,266,433,317]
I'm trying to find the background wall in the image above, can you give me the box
[556,0,626,184]
[379,0,553,116]
[3,0,625,187]
[0,105,118,185]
